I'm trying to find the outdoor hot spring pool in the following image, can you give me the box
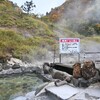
[0,73,43,100]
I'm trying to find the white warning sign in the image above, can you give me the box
[59,38,80,54]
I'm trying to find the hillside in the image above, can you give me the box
[0,0,100,63]
[45,0,100,60]
[49,0,100,36]
[0,0,57,62]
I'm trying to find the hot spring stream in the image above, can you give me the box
[0,73,44,100]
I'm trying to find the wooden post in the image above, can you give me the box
[53,46,56,63]
[59,54,61,63]
[78,53,80,62]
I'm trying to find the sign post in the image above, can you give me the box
[59,38,80,63]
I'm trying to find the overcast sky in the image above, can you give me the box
[9,0,66,15]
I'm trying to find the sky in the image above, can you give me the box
[9,0,66,15]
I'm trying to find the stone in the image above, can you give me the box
[78,78,90,88]
[72,60,100,87]
[81,60,96,80]
[12,63,20,69]
[55,80,67,86]
[35,67,42,74]
[21,67,34,73]
[43,62,72,82]
[72,78,80,87]
[52,69,72,82]
[72,77,90,88]
[73,62,82,79]
[69,83,100,100]
[13,68,22,74]
[88,69,100,84]
[13,96,27,100]
[43,63,53,74]
[52,71,66,80]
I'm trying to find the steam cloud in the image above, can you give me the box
[30,0,100,65]
[58,0,100,30]
[53,0,100,64]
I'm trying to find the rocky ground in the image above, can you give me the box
[12,60,100,100]
[13,82,100,100]
[0,57,43,77]
[0,41,100,100]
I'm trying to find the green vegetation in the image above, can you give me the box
[0,29,29,58]
[85,36,100,42]
[0,0,56,61]
[0,0,100,62]
[66,19,100,36]
[0,29,55,61]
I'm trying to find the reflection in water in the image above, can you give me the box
[0,73,43,100]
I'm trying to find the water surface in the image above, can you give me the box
[0,73,43,100]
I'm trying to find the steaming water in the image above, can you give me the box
[0,73,43,100]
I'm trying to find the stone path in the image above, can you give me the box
[46,83,100,100]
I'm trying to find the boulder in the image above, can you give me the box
[52,71,67,81]
[88,69,100,84]
[72,77,90,88]
[81,60,96,80]
[51,69,72,82]
[7,57,23,67]
[43,63,72,82]
[72,60,100,87]
[43,63,53,74]
[12,63,20,69]
[10,58,23,64]
[73,62,82,79]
